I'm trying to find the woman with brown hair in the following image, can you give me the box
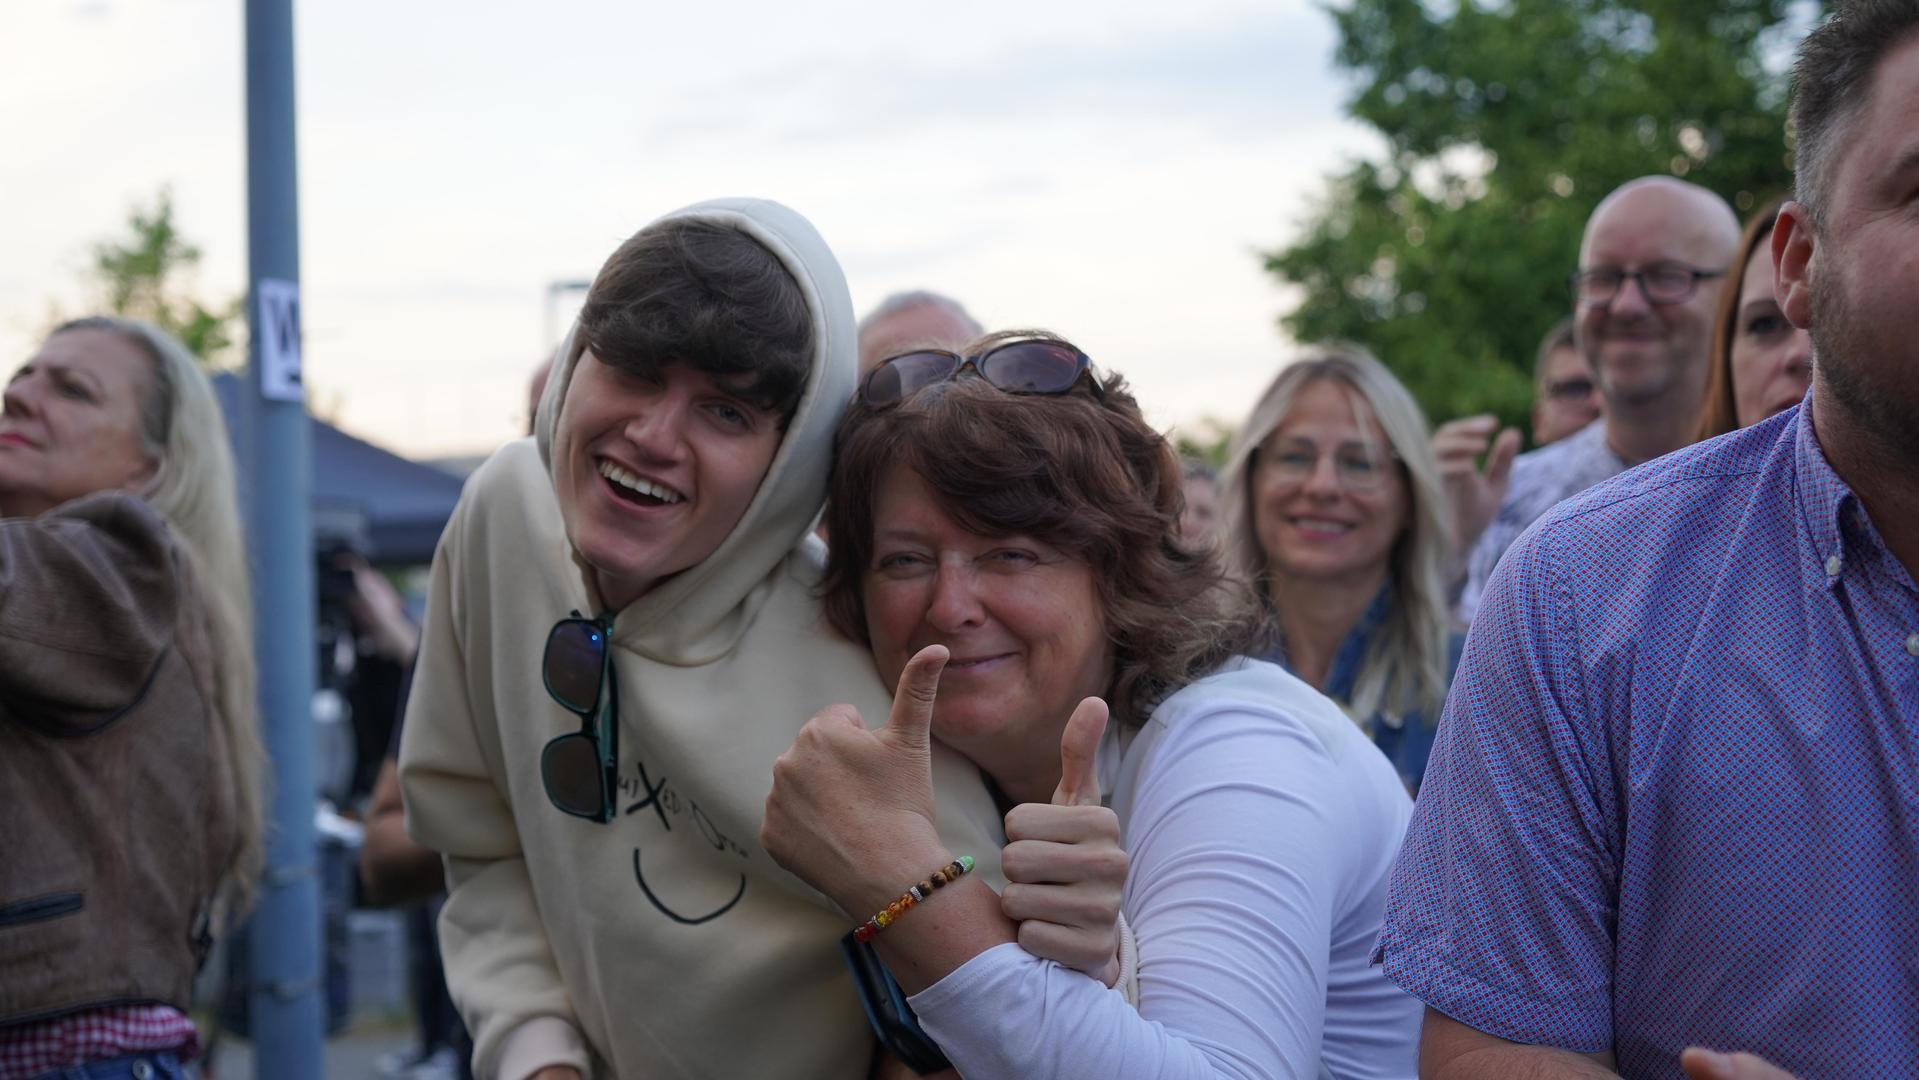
[762,332,1419,1079]
[1696,197,1814,440]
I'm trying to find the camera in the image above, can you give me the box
[316,541,360,612]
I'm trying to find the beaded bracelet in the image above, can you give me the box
[852,856,975,943]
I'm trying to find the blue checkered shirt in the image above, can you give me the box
[1375,401,1919,1079]
[1457,418,1626,624]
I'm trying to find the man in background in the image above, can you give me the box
[855,290,982,377]
[1530,317,1601,446]
[1454,175,1740,622]
[1432,318,1598,582]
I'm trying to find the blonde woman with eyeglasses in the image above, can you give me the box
[1217,347,1460,794]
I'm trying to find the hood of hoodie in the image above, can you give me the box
[533,197,855,665]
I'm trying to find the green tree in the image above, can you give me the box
[83,188,242,368]
[1173,416,1239,468]
[1267,0,1818,432]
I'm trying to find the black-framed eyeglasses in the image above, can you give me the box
[541,612,618,823]
[860,339,1100,405]
[1568,262,1725,306]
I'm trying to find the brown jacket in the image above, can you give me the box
[0,493,236,1025]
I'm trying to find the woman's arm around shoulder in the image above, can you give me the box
[909,671,1415,1080]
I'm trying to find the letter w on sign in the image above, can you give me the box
[257,278,303,403]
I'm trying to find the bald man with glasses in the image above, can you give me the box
[1453,176,1740,624]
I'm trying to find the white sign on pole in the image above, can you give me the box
[258,278,304,403]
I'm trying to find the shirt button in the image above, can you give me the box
[1825,555,1842,578]
[1908,633,1919,658]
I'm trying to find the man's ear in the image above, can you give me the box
[1773,201,1817,330]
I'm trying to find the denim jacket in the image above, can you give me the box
[1264,584,1462,794]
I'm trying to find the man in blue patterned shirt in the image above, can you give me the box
[1377,3,1919,1078]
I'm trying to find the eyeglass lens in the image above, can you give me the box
[545,619,606,714]
[1262,438,1391,491]
[865,343,1086,404]
[862,352,955,404]
[1574,264,1706,304]
[978,342,1084,393]
[542,733,606,818]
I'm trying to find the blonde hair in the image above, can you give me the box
[1217,345,1454,725]
[54,316,265,921]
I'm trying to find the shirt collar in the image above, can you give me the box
[1794,402,1865,591]
[1325,581,1394,699]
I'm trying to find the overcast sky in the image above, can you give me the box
[1,0,1377,458]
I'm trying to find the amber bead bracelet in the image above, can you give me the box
[852,856,976,943]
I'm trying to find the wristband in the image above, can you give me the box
[852,856,974,943]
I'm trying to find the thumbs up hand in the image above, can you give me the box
[762,646,955,919]
[1000,696,1130,984]
[1052,694,1108,807]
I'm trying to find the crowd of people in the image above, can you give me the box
[3,3,1915,1078]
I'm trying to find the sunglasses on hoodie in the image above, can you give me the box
[859,339,1099,405]
[541,612,619,823]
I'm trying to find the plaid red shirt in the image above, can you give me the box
[0,1005,198,1079]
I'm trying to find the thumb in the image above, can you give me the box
[1680,1049,1797,1080]
[886,644,949,752]
[1487,427,1522,487]
[1052,696,1110,807]
[1680,1049,1736,1080]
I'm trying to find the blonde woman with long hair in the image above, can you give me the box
[0,316,264,1077]
[1217,346,1460,792]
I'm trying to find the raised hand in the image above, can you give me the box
[1433,415,1521,557]
[1680,1048,1800,1080]
[1000,696,1128,983]
[761,645,956,919]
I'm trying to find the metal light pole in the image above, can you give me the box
[243,0,325,1073]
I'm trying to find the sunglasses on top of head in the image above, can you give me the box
[860,339,1101,405]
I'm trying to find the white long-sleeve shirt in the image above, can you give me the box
[910,658,1420,1080]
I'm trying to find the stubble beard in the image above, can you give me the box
[1809,270,1919,468]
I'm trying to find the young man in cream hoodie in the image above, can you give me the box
[398,199,1006,1080]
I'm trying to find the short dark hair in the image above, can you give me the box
[1532,316,1577,388]
[578,219,812,420]
[820,331,1266,729]
[1790,0,1919,222]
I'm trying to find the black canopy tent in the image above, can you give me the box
[213,374,468,566]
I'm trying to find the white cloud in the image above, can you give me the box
[0,0,1376,457]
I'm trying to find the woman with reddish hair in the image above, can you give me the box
[763,332,1419,1079]
[1696,197,1815,440]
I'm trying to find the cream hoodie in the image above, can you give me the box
[399,198,1005,1080]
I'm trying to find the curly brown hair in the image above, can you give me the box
[820,331,1267,729]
